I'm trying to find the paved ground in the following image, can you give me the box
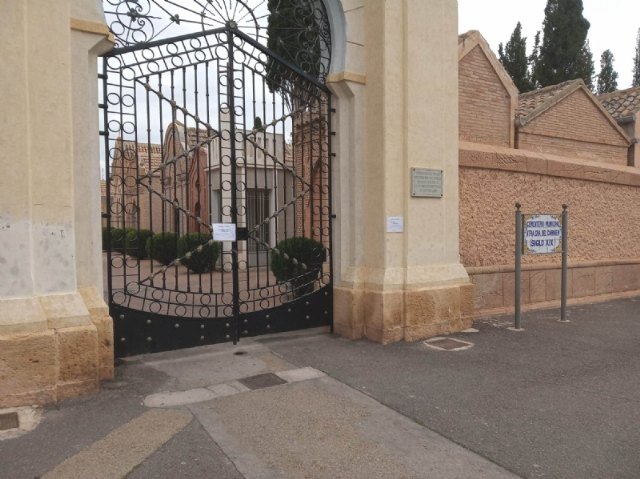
[2,297,640,478]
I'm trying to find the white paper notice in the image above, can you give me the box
[212,223,236,242]
[386,216,404,233]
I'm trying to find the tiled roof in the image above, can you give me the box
[458,30,479,44]
[121,140,163,174]
[598,86,640,120]
[186,126,213,149]
[516,80,581,123]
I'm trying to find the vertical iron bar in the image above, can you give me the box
[327,93,334,333]
[561,204,569,322]
[515,202,523,330]
[227,30,240,344]
[102,57,113,308]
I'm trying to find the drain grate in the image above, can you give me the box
[424,337,473,351]
[238,373,287,390]
[0,412,19,431]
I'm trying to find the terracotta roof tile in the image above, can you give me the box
[121,140,163,174]
[598,86,640,120]
[516,80,581,122]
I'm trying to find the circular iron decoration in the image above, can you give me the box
[103,0,332,82]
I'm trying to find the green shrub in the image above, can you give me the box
[102,227,109,251]
[109,227,126,253]
[124,229,153,259]
[270,237,326,297]
[177,233,219,274]
[146,232,178,265]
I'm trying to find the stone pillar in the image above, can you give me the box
[331,0,473,343]
[0,0,114,407]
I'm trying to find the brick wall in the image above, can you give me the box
[518,89,629,165]
[459,46,512,147]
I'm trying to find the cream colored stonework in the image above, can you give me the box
[1,0,469,407]
[331,0,472,343]
[0,0,113,407]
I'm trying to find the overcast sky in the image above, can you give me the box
[458,0,640,89]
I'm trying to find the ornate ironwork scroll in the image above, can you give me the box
[103,0,332,83]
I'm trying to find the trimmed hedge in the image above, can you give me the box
[102,227,109,251]
[125,229,153,259]
[270,237,326,297]
[146,232,178,265]
[109,227,126,252]
[177,232,220,274]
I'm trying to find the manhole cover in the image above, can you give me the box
[238,373,287,390]
[0,412,19,431]
[423,337,473,351]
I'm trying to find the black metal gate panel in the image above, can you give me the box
[100,8,333,356]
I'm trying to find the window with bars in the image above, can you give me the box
[246,189,271,252]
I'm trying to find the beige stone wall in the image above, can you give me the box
[517,89,630,165]
[459,46,512,147]
[0,0,113,408]
[331,0,472,343]
[460,142,640,314]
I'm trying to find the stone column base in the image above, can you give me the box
[0,289,113,408]
[334,282,474,343]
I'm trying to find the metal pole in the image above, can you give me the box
[515,203,523,330]
[560,204,569,322]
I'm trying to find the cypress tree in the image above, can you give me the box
[529,31,542,90]
[265,0,322,108]
[596,50,618,94]
[532,0,594,89]
[498,22,534,92]
[633,28,640,88]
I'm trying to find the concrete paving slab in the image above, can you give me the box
[134,340,295,390]
[275,366,326,383]
[192,376,517,479]
[127,419,244,479]
[144,388,218,408]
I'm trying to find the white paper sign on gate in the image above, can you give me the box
[212,223,236,242]
[523,214,562,254]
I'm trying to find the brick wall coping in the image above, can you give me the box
[466,258,640,275]
[460,141,640,187]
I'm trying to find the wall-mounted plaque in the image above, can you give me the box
[411,168,443,198]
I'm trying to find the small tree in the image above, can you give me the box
[597,50,619,94]
[498,22,534,92]
[633,28,640,88]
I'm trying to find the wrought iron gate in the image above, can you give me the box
[100,1,333,357]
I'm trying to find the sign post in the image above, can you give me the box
[513,204,568,330]
[560,204,569,322]
[515,203,523,330]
